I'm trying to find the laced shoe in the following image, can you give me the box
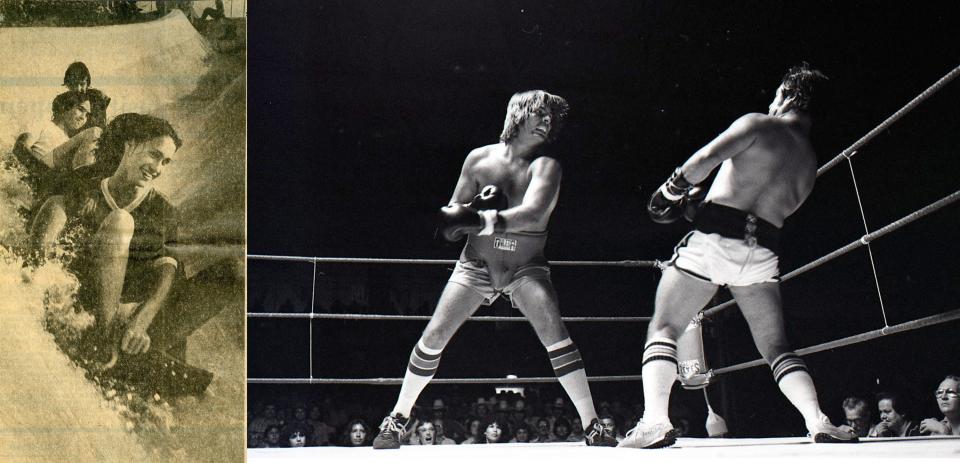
[372,413,408,449]
[617,418,677,449]
[810,414,859,443]
[584,418,618,446]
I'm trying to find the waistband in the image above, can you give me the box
[694,202,781,254]
[463,230,548,267]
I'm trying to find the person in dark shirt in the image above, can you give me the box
[31,113,182,370]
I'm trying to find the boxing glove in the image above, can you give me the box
[469,185,508,211]
[647,167,693,224]
[682,184,707,222]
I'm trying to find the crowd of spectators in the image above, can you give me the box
[248,374,959,448]
[247,391,653,448]
[837,375,960,438]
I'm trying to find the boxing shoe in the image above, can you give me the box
[372,413,408,449]
[617,418,678,449]
[810,415,859,443]
[584,418,618,446]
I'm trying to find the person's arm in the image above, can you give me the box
[121,262,176,354]
[495,156,561,232]
[122,204,180,355]
[447,149,482,206]
[679,113,764,183]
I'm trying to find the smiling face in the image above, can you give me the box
[59,100,91,132]
[115,135,177,188]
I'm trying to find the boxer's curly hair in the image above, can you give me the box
[780,62,829,112]
[499,90,570,143]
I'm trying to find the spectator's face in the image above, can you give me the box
[288,431,306,447]
[418,422,436,444]
[537,420,550,437]
[936,379,960,415]
[432,420,446,438]
[484,423,502,442]
[117,135,177,188]
[61,101,90,132]
[878,399,904,428]
[477,404,489,417]
[294,407,306,421]
[266,427,281,445]
[349,423,367,446]
[571,417,582,433]
[514,427,529,442]
[263,405,276,418]
[248,431,262,448]
[600,417,616,434]
[843,405,871,434]
[309,406,321,420]
[469,420,481,436]
[555,422,569,438]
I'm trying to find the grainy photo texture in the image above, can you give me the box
[0,1,246,461]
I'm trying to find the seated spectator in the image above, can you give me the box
[483,421,505,444]
[198,0,225,22]
[249,403,280,437]
[838,396,877,438]
[870,392,920,437]
[14,91,101,197]
[569,416,584,442]
[432,419,457,445]
[532,417,553,443]
[553,417,578,443]
[286,425,309,448]
[281,405,315,444]
[920,375,960,436]
[509,423,531,443]
[247,429,263,448]
[411,420,438,445]
[599,414,623,442]
[261,425,282,448]
[344,419,370,447]
[431,399,465,443]
[460,417,484,444]
[307,405,336,446]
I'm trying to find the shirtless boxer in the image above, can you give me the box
[372,90,616,449]
[619,63,857,448]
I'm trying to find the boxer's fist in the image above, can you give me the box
[647,189,683,224]
[682,185,707,222]
[469,185,507,212]
[438,204,484,242]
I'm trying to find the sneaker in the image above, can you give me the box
[810,415,858,443]
[617,419,677,449]
[584,418,618,446]
[372,413,408,449]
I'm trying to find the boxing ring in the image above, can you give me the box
[246,65,960,460]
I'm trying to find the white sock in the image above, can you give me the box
[548,338,597,426]
[391,340,442,417]
[641,337,678,423]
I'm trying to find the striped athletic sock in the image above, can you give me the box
[641,337,678,422]
[770,351,808,384]
[392,339,442,417]
[548,338,598,425]
[770,351,822,426]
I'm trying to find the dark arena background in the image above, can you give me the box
[247,0,960,452]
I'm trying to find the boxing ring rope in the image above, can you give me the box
[247,65,958,386]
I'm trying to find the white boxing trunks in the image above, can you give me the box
[669,230,780,287]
